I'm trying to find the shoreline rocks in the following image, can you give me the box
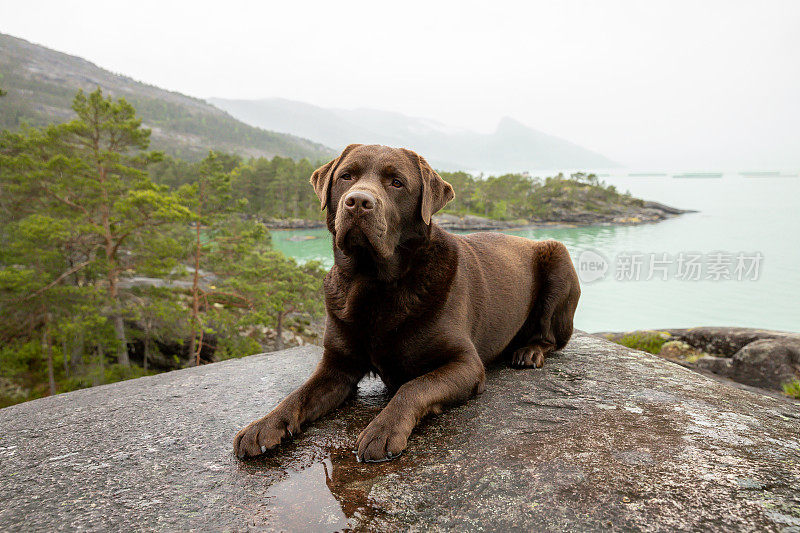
[260,217,326,229]
[263,202,694,231]
[597,327,800,396]
[432,213,525,231]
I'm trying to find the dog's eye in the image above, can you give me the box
[340,172,352,180]
[390,178,403,188]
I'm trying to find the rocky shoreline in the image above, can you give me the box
[597,327,800,399]
[262,201,694,231]
[260,217,326,229]
[433,200,693,230]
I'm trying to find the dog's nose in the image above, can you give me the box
[343,190,375,215]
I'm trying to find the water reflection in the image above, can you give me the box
[264,458,350,532]
[258,442,409,532]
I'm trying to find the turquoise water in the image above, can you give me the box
[272,174,800,333]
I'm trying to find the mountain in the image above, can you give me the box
[0,33,332,161]
[208,97,618,171]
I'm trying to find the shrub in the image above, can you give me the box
[782,379,800,399]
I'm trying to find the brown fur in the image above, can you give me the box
[234,145,580,462]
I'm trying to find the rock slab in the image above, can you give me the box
[1,332,799,532]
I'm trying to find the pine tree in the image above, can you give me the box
[0,88,190,366]
[0,212,95,398]
[207,219,324,351]
[128,286,188,371]
[178,152,244,365]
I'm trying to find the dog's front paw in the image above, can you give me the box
[233,412,295,459]
[511,344,546,368]
[355,415,411,463]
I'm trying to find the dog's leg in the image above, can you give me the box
[511,242,580,369]
[510,295,576,369]
[234,352,365,458]
[355,348,485,462]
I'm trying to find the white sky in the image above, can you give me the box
[2,0,799,169]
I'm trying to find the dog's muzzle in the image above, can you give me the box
[343,190,376,218]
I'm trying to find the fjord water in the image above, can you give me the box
[273,174,800,333]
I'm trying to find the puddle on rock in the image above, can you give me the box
[259,446,413,531]
[264,457,350,532]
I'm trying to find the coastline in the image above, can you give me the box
[261,201,695,231]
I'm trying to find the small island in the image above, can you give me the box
[263,171,693,231]
[434,171,691,230]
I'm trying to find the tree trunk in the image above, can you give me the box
[275,313,284,351]
[101,174,129,367]
[190,190,203,366]
[112,312,129,366]
[188,330,196,364]
[46,339,56,396]
[143,325,150,372]
[94,344,105,386]
[71,330,84,373]
[62,336,69,378]
[106,266,129,366]
[196,329,205,367]
[41,311,56,396]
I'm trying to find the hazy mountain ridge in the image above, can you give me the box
[0,33,333,161]
[208,97,619,171]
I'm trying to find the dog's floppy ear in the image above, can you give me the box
[310,144,361,210]
[413,152,455,225]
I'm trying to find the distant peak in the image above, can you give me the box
[496,116,527,131]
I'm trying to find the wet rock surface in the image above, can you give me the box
[1,332,799,532]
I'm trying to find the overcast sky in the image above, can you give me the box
[2,0,799,169]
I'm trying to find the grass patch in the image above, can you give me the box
[782,379,800,399]
[616,331,669,355]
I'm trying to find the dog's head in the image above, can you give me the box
[310,144,454,261]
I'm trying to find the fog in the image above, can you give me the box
[2,0,799,169]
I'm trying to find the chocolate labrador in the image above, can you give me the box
[234,144,580,462]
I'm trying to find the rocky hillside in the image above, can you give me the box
[0,33,333,161]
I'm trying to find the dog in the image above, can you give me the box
[234,144,580,462]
